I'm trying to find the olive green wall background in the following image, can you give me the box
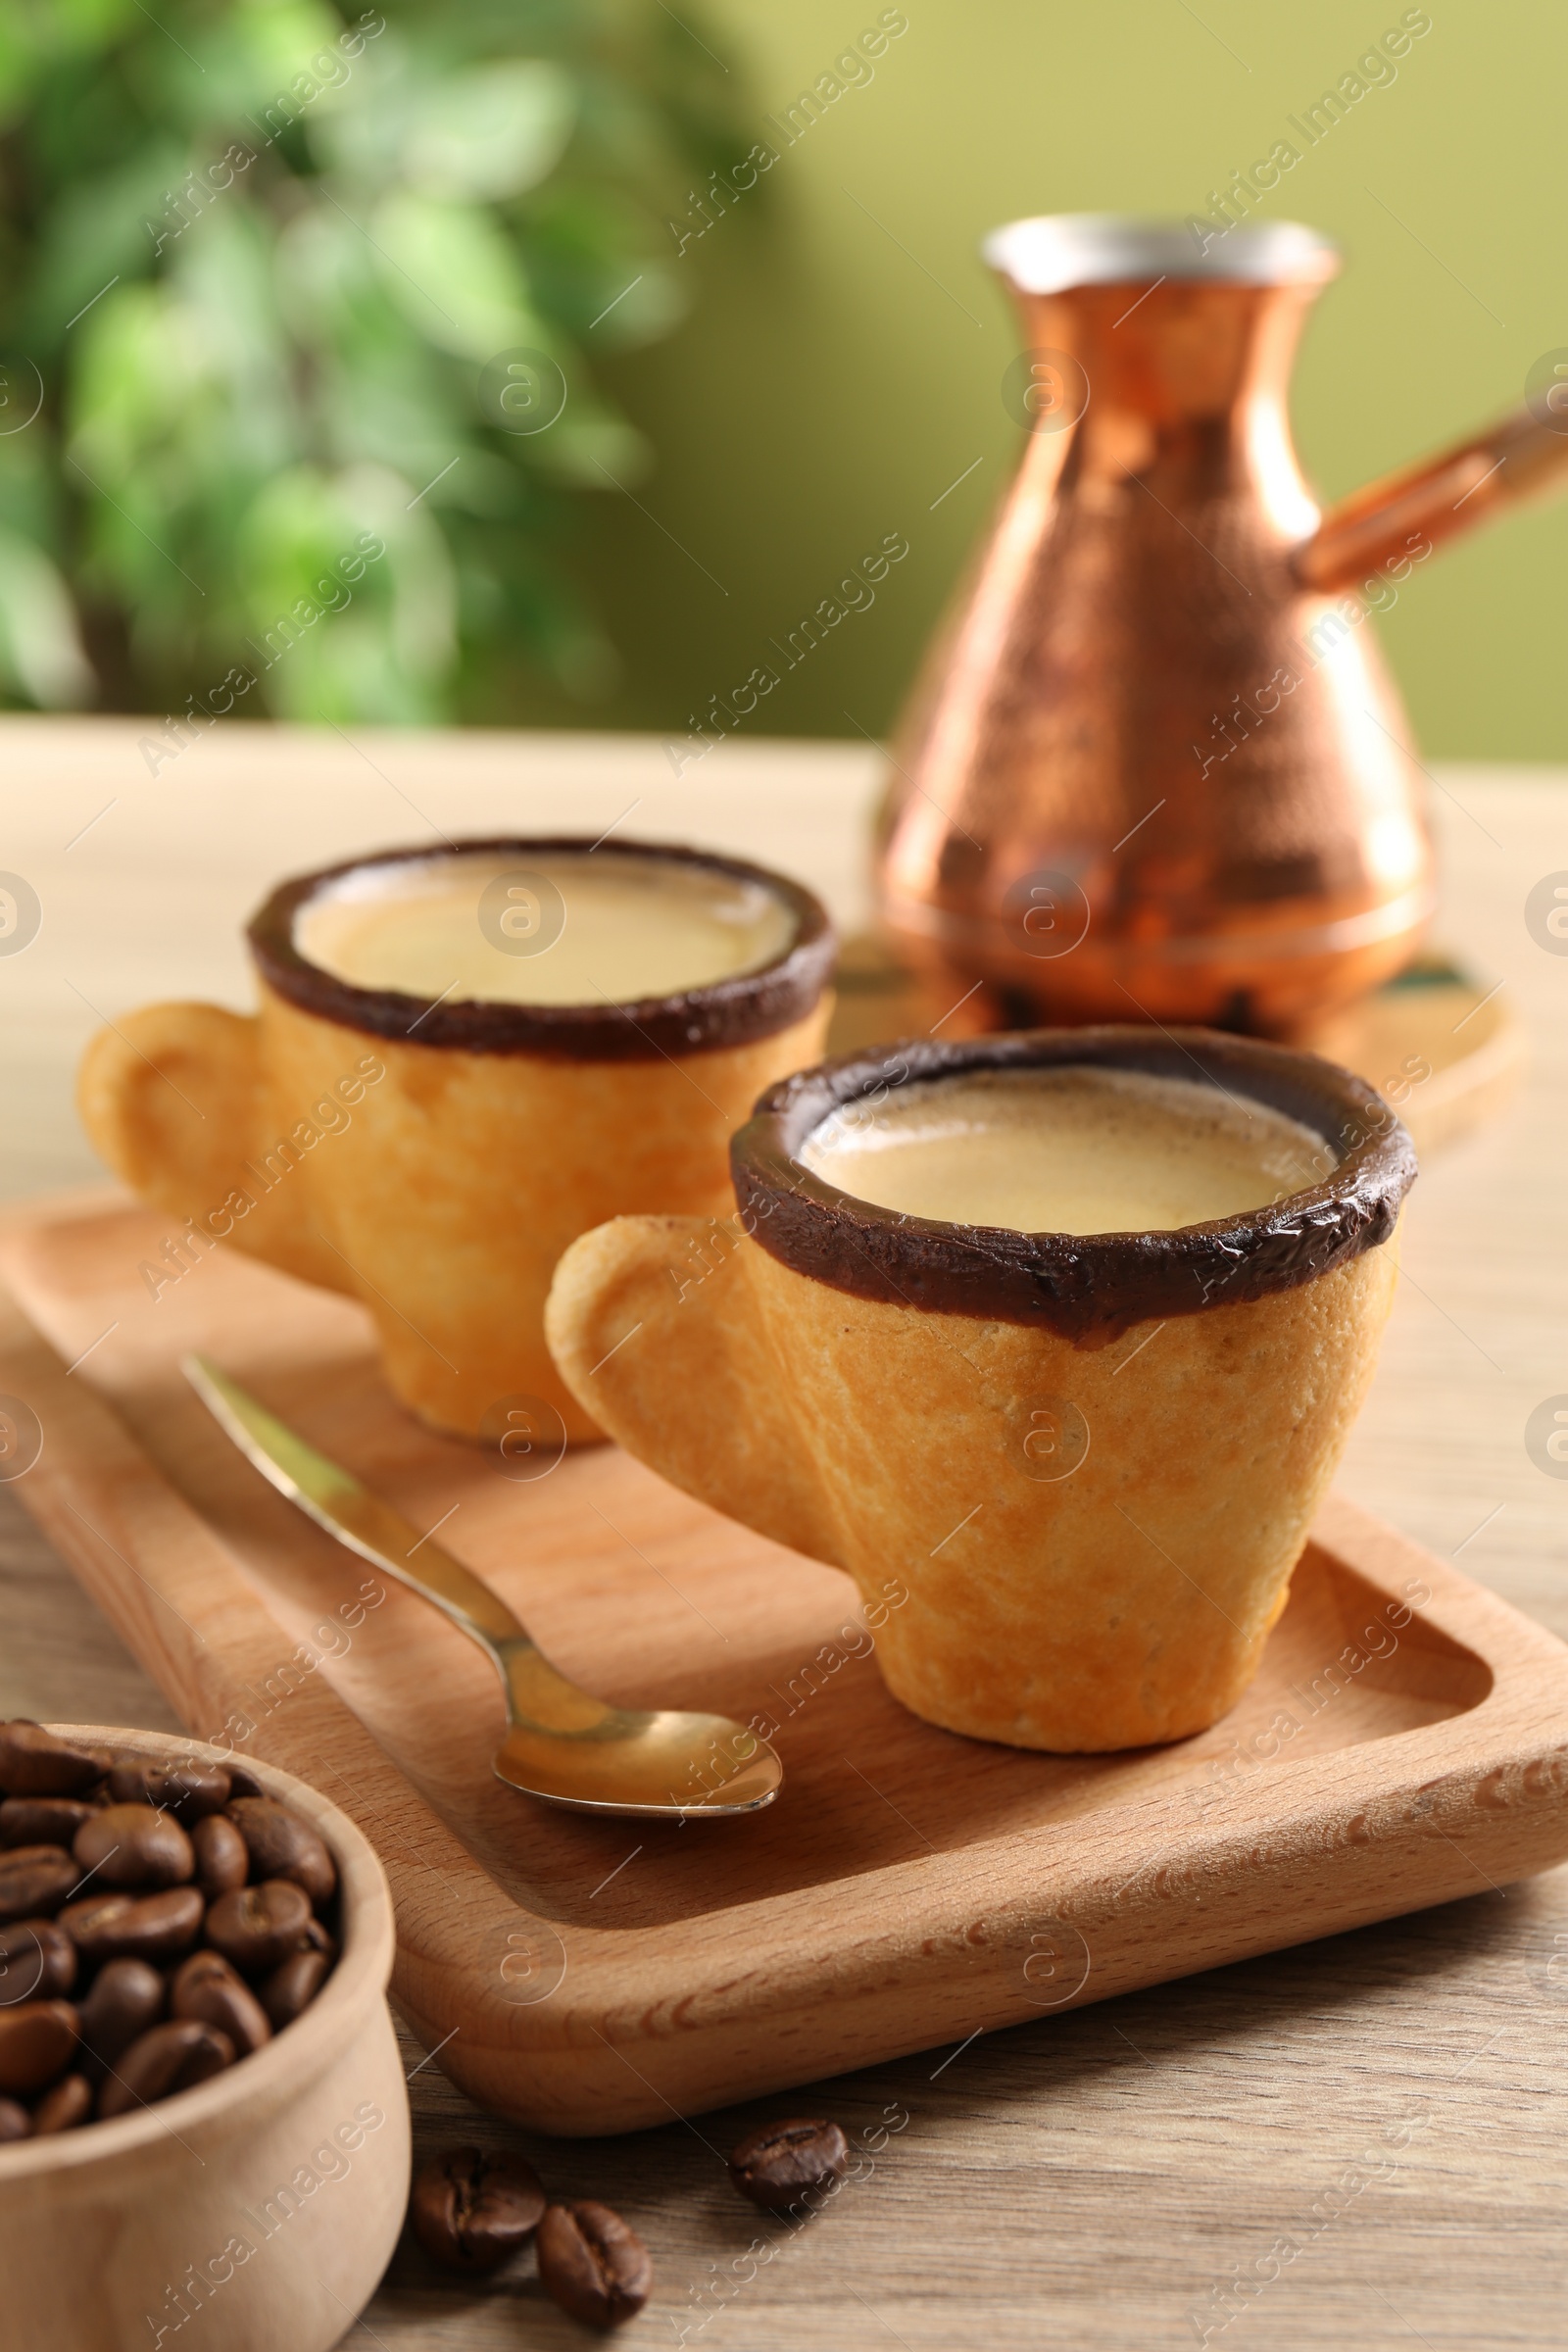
[552,0,1567,761]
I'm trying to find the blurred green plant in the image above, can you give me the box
[0,0,736,722]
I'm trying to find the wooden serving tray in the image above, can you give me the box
[4,1190,1568,2136]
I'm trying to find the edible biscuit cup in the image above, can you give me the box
[77,838,835,1443]
[547,1028,1416,1752]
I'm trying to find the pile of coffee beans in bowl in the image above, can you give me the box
[0,1723,338,2137]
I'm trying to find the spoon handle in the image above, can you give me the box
[184,1354,536,1659]
[184,1356,781,1815]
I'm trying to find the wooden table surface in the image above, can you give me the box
[3,718,1567,2350]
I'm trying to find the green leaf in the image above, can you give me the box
[533,409,649,487]
[368,190,537,359]
[404,62,577,202]
[0,528,93,706]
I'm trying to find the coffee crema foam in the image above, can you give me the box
[800,1065,1331,1236]
[294,853,798,1009]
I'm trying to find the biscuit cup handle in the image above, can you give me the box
[76,1002,348,1292]
[546,1215,842,1567]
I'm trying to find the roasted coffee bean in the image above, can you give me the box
[411,2146,547,2272]
[171,1951,271,2056]
[224,1798,336,1908]
[59,1886,204,1966]
[0,1723,111,1798]
[77,1958,166,2071]
[259,1944,332,2031]
[105,1761,149,1805]
[190,1814,248,1900]
[74,1804,194,1890]
[0,2096,29,2140]
[152,1759,232,1820]
[109,1758,231,1821]
[261,1886,325,1965]
[0,1918,75,2001]
[727,2117,850,2211]
[205,1880,312,1973]
[33,2073,92,2132]
[0,1999,79,2097]
[98,2019,233,2118]
[0,1798,94,1849]
[0,1845,78,1923]
[225,1766,265,1799]
[535,2201,653,2328]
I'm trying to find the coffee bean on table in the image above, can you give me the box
[0,1846,78,1923]
[171,1951,271,2056]
[535,2200,653,2328]
[0,2000,79,2097]
[33,2073,92,2133]
[78,1958,167,2071]
[190,1814,248,1900]
[0,1919,76,2001]
[0,2096,30,2140]
[0,1798,95,1849]
[0,1723,111,1797]
[108,1759,231,1821]
[411,2146,547,2272]
[59,1886,205,1966]
[728,2118,850,2211]
[205,1880,312,1974]
[224,1798,336,1908]
[99,2020,234,2119]
[259,1944,332,2032]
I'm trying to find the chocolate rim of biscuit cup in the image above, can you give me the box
[730,1024,1417,1342]
[248,837,836,1061]
[0,1725,394,2179]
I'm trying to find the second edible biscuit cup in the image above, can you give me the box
[547,1027,1416,1752]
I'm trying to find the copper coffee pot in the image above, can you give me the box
[876,215,1568,1037]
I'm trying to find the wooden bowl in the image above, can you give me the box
[0,1726,409,2350]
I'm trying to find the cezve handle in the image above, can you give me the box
[1298,400,1568,595]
